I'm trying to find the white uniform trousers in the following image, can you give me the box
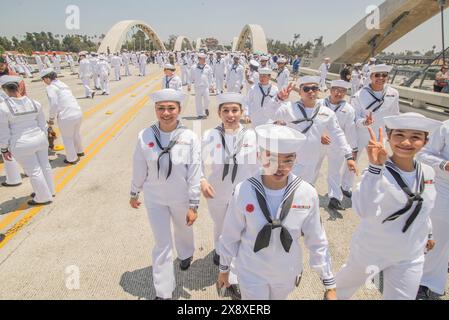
[124,63,131,76]
[2,155,22,185]
[92,73,100,90]
[139,64,147,77]
[336,252,425,300]
[240,280,295,300]
[293,163,319,186]
[207,199,238,285]
[81,77,94,97]
[145,202,195,299]
[316,148,347,201]
[13,137,55,203]
[113,67,121,81]
[421,202,449,295]
[181,67,189,85]
[194,87,209,117]
[215,76,224,94]
[58,117,83,163]
[320,76,327,90]
[99,74,110,95]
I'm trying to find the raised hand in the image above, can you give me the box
[367,127,388,166]
[277,83,294,101]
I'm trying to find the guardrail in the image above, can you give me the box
[299,67,449,113]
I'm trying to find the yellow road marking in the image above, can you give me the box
[0,84,157,247]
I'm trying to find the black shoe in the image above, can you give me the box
[1,182,22,187]
[227,284,242,300]
[154,297,171,300]
[64,159,78,165]
[27,200,52,207]
[213,252,220,266]
[30,193,55,198]
[205,109,210,117]
[416,286,431,300]
[91,92,96,99]
[180,257,193,271]
[77,153,85,157]
[328,198,345,211]
[341,187,352,199]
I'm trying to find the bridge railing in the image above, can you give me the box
[299,67,449,113]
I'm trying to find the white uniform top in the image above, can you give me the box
[321,98,358,152]
[162,75,182,91]
[352,162,436,261]
[0,96,47,151]
[46,80,83,121]
[319,63,330,78]
[265,98,353,165]
[201,125,259,202]
[276,68,290,90]
[89,57,99,72]
[139,54,148,65]
[219,173,336,288]
[189,64,213,88]
[131,122,201,207]
[417,120,449,203]
[213,58,226,76]
[79,59,92,78]
[246,71,260,90]
[122,53,130,64]
[352,85,400,149]
[226,64,245,89]
[110,56,122,67]
[244,84,279,128]
[97,60,111,76]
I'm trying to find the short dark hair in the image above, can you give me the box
[43,72,58,81]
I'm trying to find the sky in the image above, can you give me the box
[1,0,448,53]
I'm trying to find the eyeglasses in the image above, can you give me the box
[302,86,320,93]
[373,73,389,78]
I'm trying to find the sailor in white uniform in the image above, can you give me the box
[317,80,358,211]
[179,52,190,86]
[245,60,260,93]
[351,63,364,95]
[0,88,22,187]
[226,55,245,93]
[336,113,442,300]
[129,89,201,300]
[214,51,227,94]
[416,120,449,299]
[78,52,95,99]
[110,53,122,81]
[41,69,84,164]
[362,58,377,87]
[264,76,358,185]
[318,58,331,91]
[244,68,279,127]
[162,64,182,91]
[0,76,55,206]
[217,124,338,300]
[341,64,400,198]
[276,58,290,90]
[189,53,214,118]
[97,55,111,96]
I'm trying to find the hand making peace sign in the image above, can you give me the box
[367,127,388,166]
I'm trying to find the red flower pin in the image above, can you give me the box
[216,144,222,149]
[246,204,255,214]
[148,142,155,148]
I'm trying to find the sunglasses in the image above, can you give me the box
[302,86,320,93]
[373,73,389,78]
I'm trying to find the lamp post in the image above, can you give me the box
[439,0,446,65]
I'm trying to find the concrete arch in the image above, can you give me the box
[98,20,166,54]
[235,24,268,54]
[231,37,239,52]
[195,38,203,51]
[174,36,193,52]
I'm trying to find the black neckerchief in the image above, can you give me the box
[258,84,272,107]
[364,86,387,113]
[231,64,239,73]
[277,68,284,78]
[291,102,321,134]
[151,122,186,180]
[323,97,346,113]
[382,160,425,233]
[215,125,247,184]
[249,176,303,253]
[165,76,173,89]
[197,64,205,72]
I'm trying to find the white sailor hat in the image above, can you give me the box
[79,51,88,56]
[150,89,187,105]
[369,58,377,62]
[297,76,320,87]
[370,64,393,74]
[330,80,351,90]
[259,67,272,75]
[249,60,260,68]
[0,75,23,86]
[277,58,287,64]
[164,64,176,70]
[216,92,245,106]
[197,52,207,59]
[99,55,106,60]
[256,124,306,154]
[260,55,270,61]
[354,63,363,67]
[40,68,55,78]
[324,57,331,61]
[216,50,223,54]
[384,113,442,135]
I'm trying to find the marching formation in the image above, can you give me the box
[1,48,448,301]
